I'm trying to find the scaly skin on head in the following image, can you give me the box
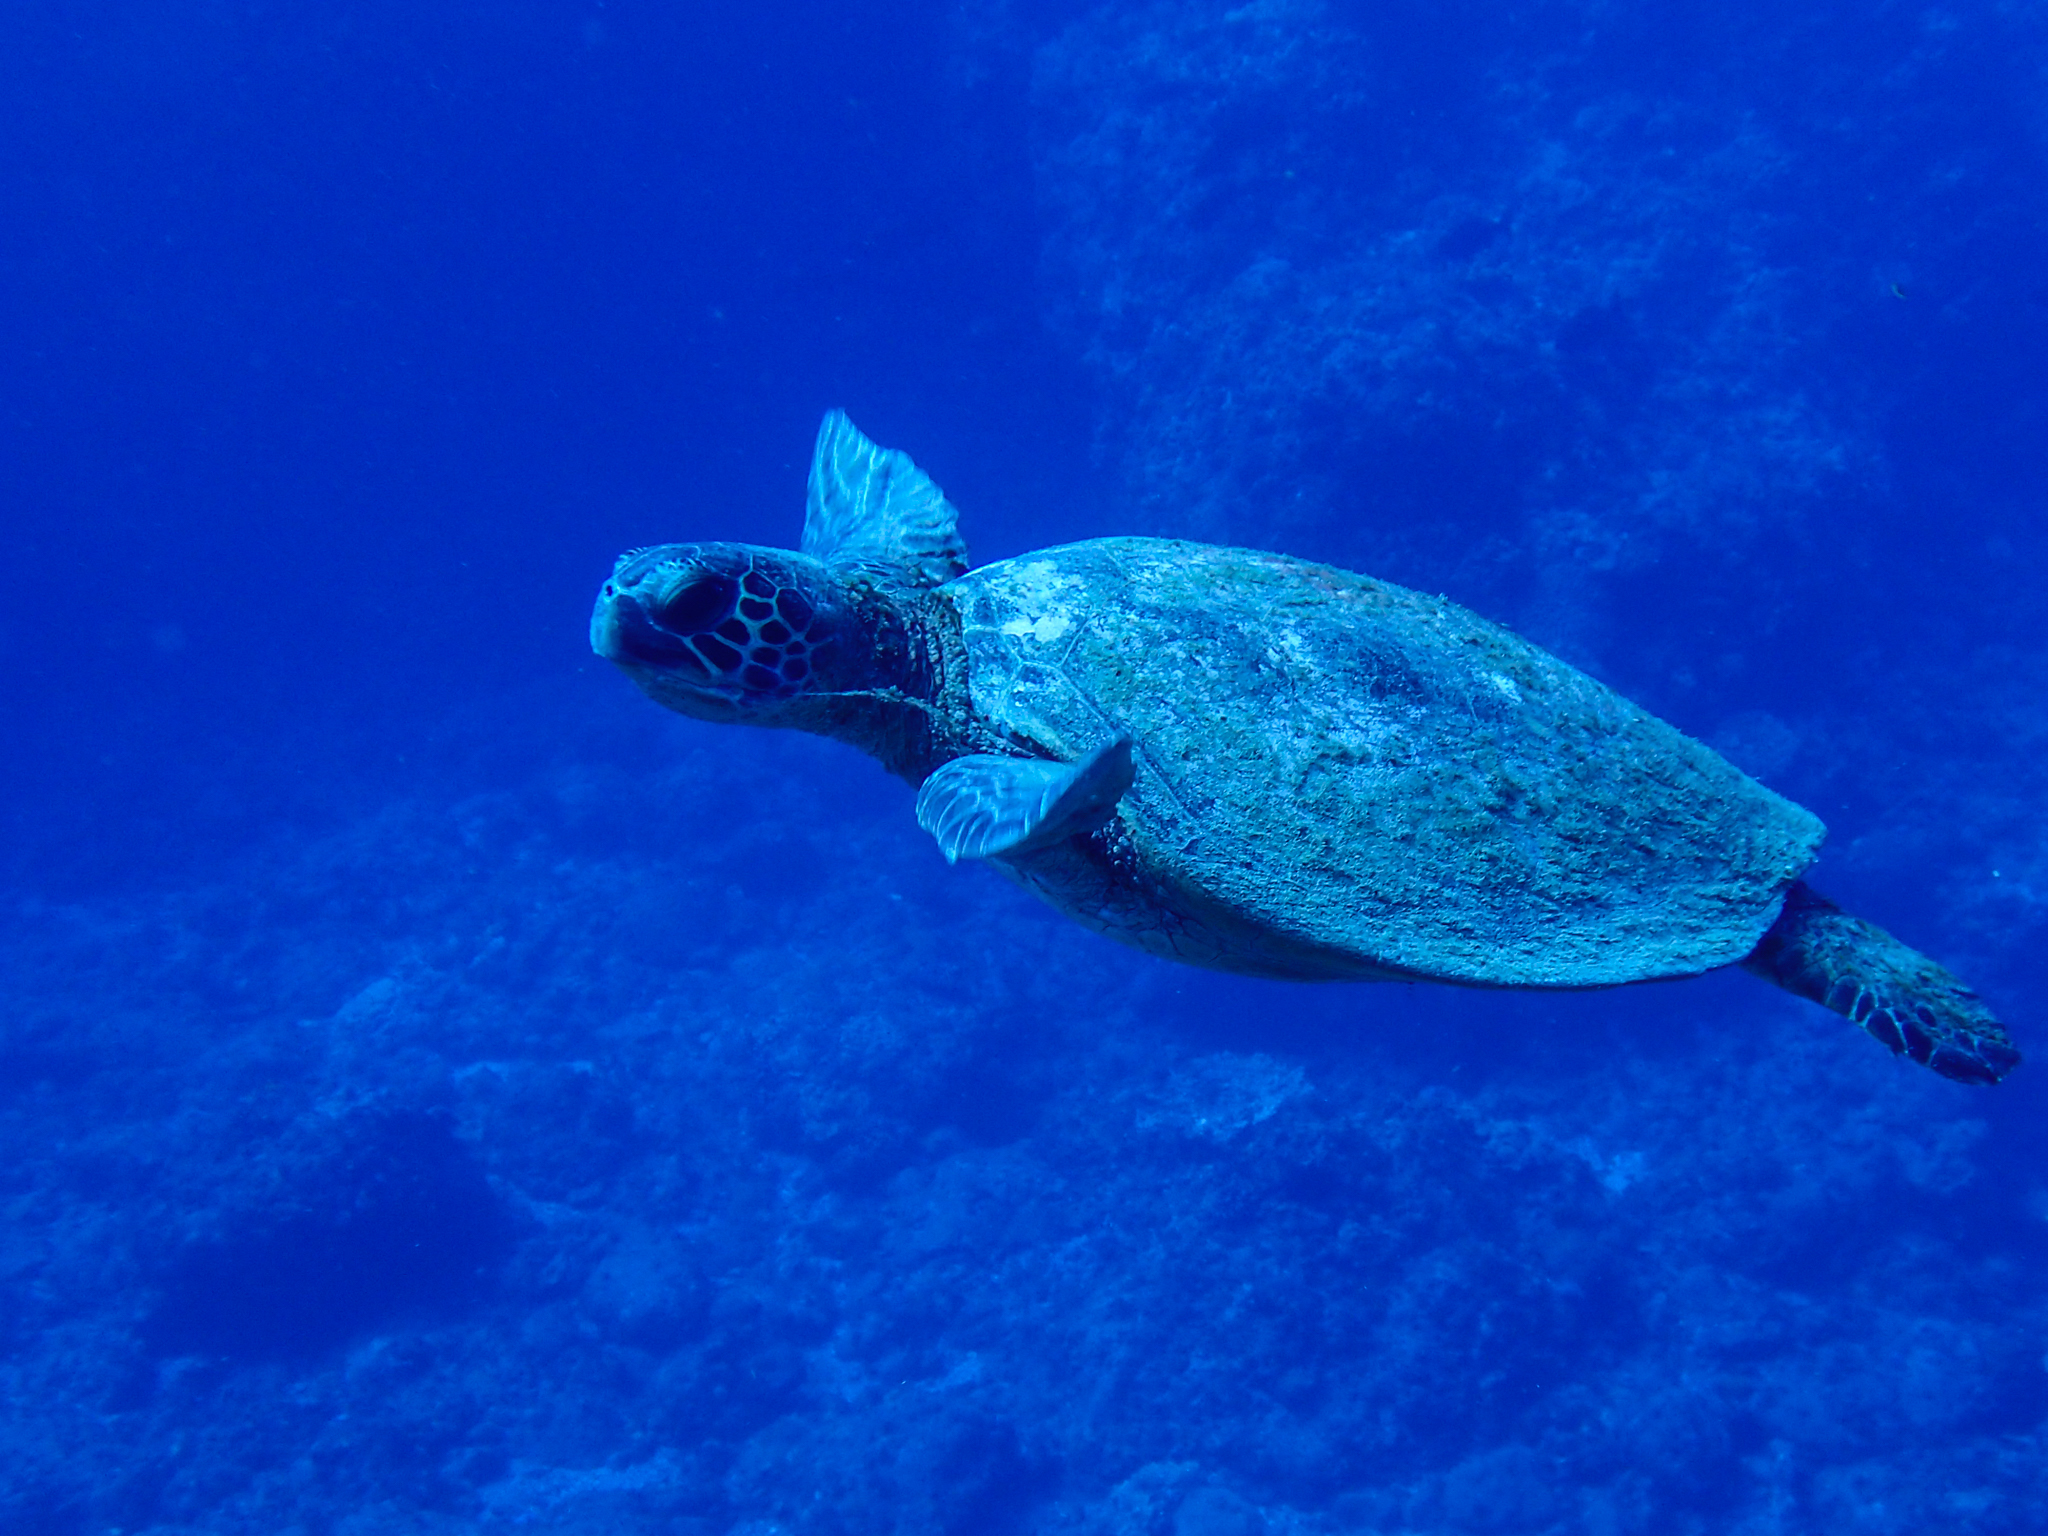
[591,541,971,783]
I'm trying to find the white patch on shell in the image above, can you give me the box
[999,611,1073,644]
[1270,622,1320,671]
[992,558,1081,646]
[1489,672,1522,702]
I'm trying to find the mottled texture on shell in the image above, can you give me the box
[944,538,1825,987]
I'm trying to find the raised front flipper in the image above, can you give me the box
[1743,881,2021,1084]
[802,410,968,587]
[916,737,1135,864]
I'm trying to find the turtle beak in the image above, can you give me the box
[591,589,703,671]
[591,540,831,724]
[590,545,758,728]
[591,546,705,671]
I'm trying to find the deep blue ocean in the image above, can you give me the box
[5,1,2047,1531]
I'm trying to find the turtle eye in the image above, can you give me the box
[658,575,737,635]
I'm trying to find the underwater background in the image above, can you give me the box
[5,0,2048,1531]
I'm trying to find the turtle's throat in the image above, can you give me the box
[773,579,951,783]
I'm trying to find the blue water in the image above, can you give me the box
[3,1,2045,1531]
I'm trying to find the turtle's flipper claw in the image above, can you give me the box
[1927,1032,2022,1086]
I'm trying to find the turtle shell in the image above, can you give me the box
[942,537,1824,988]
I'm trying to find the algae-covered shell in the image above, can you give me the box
[944,536,1824,988]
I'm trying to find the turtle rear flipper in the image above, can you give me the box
[1743,881,2021,1084]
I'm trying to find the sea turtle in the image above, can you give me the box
[591,411,2020,1084]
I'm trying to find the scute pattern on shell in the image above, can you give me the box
[945,538,1825,988]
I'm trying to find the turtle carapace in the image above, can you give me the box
[591,411,2020,1086]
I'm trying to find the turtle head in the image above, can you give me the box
[590,412,959,771]
[591,542,851,724]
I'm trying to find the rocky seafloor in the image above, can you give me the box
[2,682,2045,1536]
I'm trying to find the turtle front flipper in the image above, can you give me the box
[916,737,1136,864]
[802,410,968,587]
[1742,881,2021,1084]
